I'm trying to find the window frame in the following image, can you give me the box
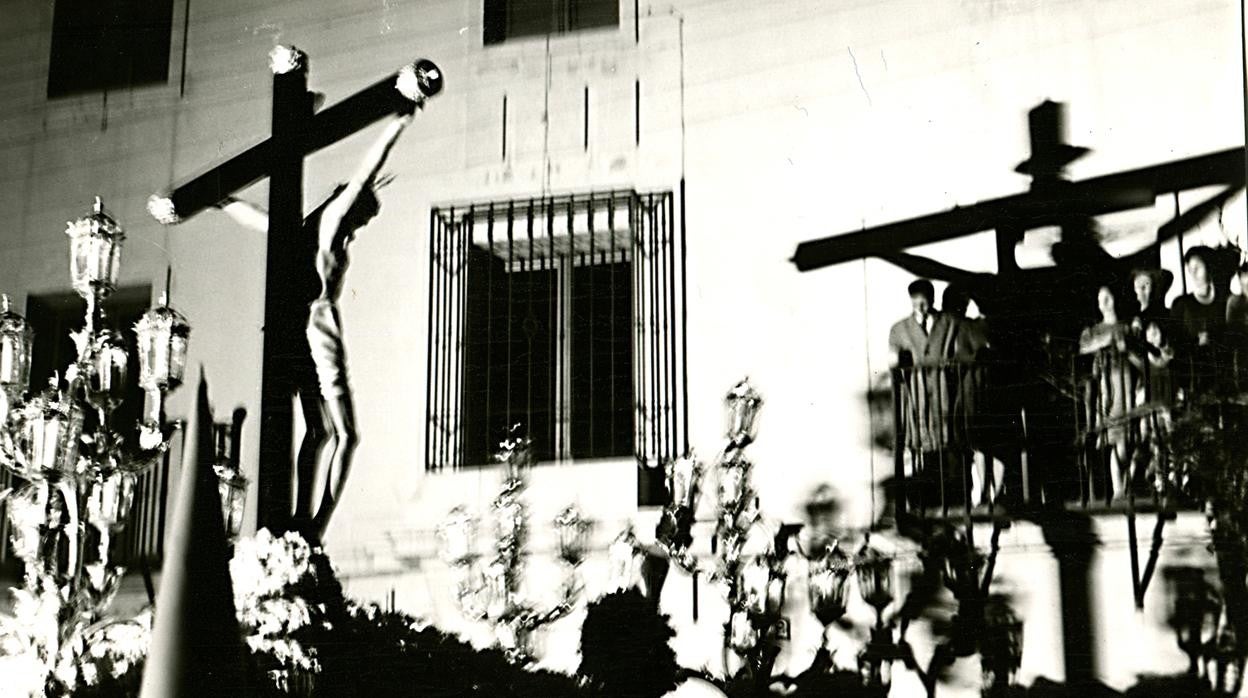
[425,190,686,504]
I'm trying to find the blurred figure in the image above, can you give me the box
[942,285,1002,508]
[889,280,954,505]
[1079,285,1141,500]
[1225,262,1248,389]
[1129,267,1172,335]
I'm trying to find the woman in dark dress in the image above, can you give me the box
[1079,285,1141,500]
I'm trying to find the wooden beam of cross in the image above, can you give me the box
[147,46,443,532]
[790,101,1246,273]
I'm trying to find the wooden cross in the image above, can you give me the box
[790,100,1245,276]
[149,46,442,531]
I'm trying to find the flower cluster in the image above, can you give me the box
[230,529,333,676]
[74,613,152,691]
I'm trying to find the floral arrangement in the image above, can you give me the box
[0,577,151,697]
[229,528,342,686]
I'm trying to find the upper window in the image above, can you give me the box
[483,0,619,45]
[47,0,175,98]
[425,191,686,505]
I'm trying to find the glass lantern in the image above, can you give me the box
[982,600,1024,677]
[855,544,895,614]
[739,556,772,617]
[728,609,759,653]
[0,294,33,405]
[66,197,124,301]
[134,294,190,395]
[86,469,137,531]
[85,329,129,412]
[439,506,477,565]
[12,378,83,478]
[667,454,701,509]
[717,454,751,510]
[554,505,590,565]
[213,421,247,539]
[808,546,853,627]
[725,379,762,446]
[607,528,642,591]
[494,492,525,548]
[495,429,534,481]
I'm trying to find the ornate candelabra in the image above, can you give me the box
[438,429,587,661]
[0,198,191,689]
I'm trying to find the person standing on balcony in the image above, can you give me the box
[1129,267,1172,337]
[889,279,954,504]
[1079,284,1141,501]
[1225,262,1248,388]
[1171,246,1233,398]
[216,112,414,539]
[942,285,1004,508]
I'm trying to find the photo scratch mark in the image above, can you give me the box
[847,47,872,106]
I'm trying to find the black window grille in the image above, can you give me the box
[425,191,687,500]
[47,0,175,98]
[483,0,620,46]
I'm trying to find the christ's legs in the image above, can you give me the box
[313,392,358,539]
[294,388,330,531]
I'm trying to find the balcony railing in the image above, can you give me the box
[889,344,1248,518]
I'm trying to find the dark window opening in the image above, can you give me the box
[484,0,620,45]
[25,286,151,436]
[47,0,175,97]
[427,192,685,506]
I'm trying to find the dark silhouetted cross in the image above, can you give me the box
[149,47,442,531]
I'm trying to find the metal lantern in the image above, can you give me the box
[717,454,751,509]
[809,546,853,627]
[725,379,762,446]
[1172,579,1218,671]
[66,197,124,301]
[608,528,643,591]
[982,599,1024,684]
[739,556,772,616]
[208,421,247,538]
[85,469,136,530]
[440,506,477,564]
[667,454,701,509]
[11,378,83,477]
[855,544,895,613]
[484,558,510,621]
[728,609,759,653]
[495,429,535,479]
[943,545,986,600]
[85,329,129,412]
[0,294,33,404]
[494,492,525,547]
[553,505,590,565]
[134,294,190,394]
[214,462,248,540]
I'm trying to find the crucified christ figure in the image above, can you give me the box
[215,111,412,539]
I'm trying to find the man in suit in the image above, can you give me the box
[889,280,955,510]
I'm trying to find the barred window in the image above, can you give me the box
[425,191,687,502]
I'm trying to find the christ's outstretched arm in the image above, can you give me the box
[306,113,413,540]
